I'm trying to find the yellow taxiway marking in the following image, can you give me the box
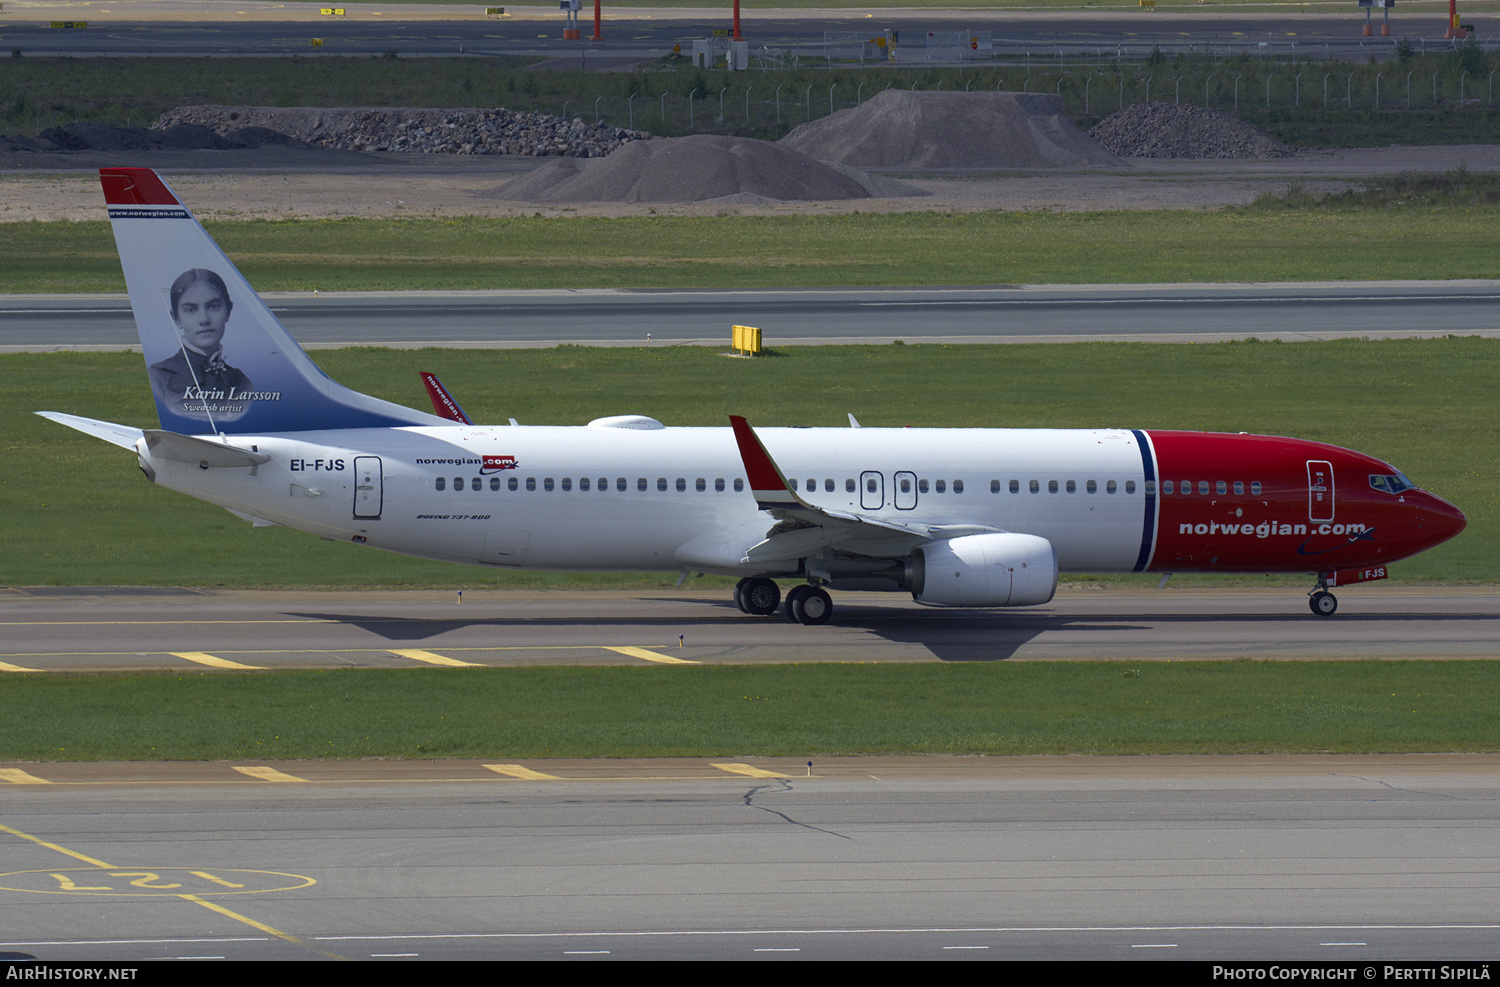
[605,645,698,665]
[172,651,263,670]
[711,763,789,779]
[0,822,339,958]
[179,893,345,960]
[0,660,42,672]
[0,822,114,869]
[0,769,52,785]
[232,766,309,783]
[388,648,483,667]
[483,763,564,780]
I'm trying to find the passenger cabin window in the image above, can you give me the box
[1216,481,1226,495]
[953,479,964,494]
[1251,481,1262,495]
[1065,480,1076,493]
[1107,480,1117,494]
[935,480,946,494]
[1234,481,1244,495]
[1010,480,1020,494]
[1086,480,1097,493]
[991,480,1001,493]
[454,477,465,491]
[435,477,446,491]
[1029,480,1039,494]
[734,478,744,492]
[1048,480,1058,493]
[1126,480,1136,494]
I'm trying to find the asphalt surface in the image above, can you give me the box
[6,281,1500,351]
[3,586,1497,671]
[3,754,1498,961]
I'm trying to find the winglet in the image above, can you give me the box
[420,372,474,425]
[729,415,812,512]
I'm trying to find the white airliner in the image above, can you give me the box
[39,168,1466,622]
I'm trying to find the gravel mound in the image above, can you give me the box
[496,134,925,203]
[12,122,264,153]
[155,105,648,157]
[1089,102,1294,159]
[779,90,1122,169]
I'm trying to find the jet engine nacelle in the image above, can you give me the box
[911,532,1058,608]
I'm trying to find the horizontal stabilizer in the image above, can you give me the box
[142,430,271,469]
[35,412,144,451]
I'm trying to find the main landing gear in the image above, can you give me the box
[1309,575,1338,617]
[734,578,833,625]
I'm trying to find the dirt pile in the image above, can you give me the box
[1089,102,1294,159]
[779,90,1123,170]
[155,105,648,157]
[496,134,925,203]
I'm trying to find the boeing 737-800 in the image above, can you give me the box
[38,168,1467,623]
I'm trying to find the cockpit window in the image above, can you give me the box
[1369,473,1415,495]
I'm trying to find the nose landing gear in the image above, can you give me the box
[1309,574,1338,616]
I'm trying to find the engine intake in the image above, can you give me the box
[911,533,1058,607]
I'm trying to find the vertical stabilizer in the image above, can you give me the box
[100,168,448,435]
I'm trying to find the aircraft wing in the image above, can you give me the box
[728,415,998,563]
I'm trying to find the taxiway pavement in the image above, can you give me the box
[2,754,1498,961]
[2,585,1496,672]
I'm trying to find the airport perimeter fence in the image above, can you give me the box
[6,40,1499,146]
[524,43,1500,143]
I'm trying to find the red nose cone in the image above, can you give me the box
[1422,492,1467,546]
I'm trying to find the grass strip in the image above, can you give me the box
[6,338,1492,587]
[5,209,1500,293]
[3,663,1496,762]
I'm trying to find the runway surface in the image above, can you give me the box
[2,754,1498,960]
[5,282,1500,352]
[2,586,1496,671]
